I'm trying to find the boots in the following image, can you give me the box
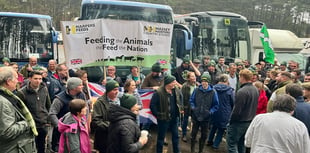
[191,139,195,153]
[198,139,205,153]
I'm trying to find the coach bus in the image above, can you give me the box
[173,11,252,66]
[0,12,58,66]
[78,0,177,82]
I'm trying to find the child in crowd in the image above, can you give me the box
[58,99,91,153]
[254,81,268,114]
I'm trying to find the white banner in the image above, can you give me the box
[61,19,173,69]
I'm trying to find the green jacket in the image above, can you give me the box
[0,92,36,153]
[91,94,118,152]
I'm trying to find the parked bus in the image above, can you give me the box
[173,11,252,67]
[78,0,177,82]
[0,12,58,66]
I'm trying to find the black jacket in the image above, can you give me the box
[17,82,51,128]
[107,104,142,153]
[230,83,259,122]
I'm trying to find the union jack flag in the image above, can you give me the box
[138,90,157,124]
[88,82,157,124]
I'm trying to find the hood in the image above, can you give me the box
[198,84,213,92]
[58,113,80,133]
[213,84,232,93]
[108,104,136,123]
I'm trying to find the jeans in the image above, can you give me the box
[51,127,60,152]
[181,113,190,136]
[226,121,251,153]
[156,119,180,153]
[36,127,48,153]
[191,119,209,142]
[207,125,225,148]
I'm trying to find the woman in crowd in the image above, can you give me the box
[124,79,143,125]
[107,94,148,153]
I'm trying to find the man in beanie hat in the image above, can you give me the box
[174,57,201,84]
[107,94,148,152]
[190,73,219,153]
[49,77,86,152]
[141,62,164,90]
[280,61,288,71]
[1,57,10,66]
[150,75,183,153]
[205,62,219,85]
[92,80,120,153]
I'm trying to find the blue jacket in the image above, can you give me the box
[212,84,234,128]
[190,85,219,121]
[293,96,310,136]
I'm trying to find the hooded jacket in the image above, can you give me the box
[58,112,91,153]
[256,89,268,115]
[212,83,234,128]
[107,104,142,153]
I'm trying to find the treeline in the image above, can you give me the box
[1,0,309,37]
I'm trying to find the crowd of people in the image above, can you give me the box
[1,55,310,153]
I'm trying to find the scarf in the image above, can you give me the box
[0,86,38,136]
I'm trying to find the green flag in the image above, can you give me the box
[260,24,275,64]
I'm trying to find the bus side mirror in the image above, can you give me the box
[51,27,58,43]
[184,30,193,50]
[174,29,193,58]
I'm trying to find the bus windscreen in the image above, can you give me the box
[81,4,173,24]
[0,16,53,61]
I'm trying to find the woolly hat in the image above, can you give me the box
[280,61,287,66]
[207,61,216,67]
[183,58,190,64]
[32,65,44,71]
[235,62,243,66]
[164,75,176,86]
[201,73,211,82]
[105,80,119,93]
[67,77,82,90]
[120,94,137,110]
[193,59,201,64]
[151,62,161,72]
[2,57,10,63]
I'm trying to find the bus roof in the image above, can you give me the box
[176,11,247,20]
[0,12,52,20]
[81,0,172,11]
